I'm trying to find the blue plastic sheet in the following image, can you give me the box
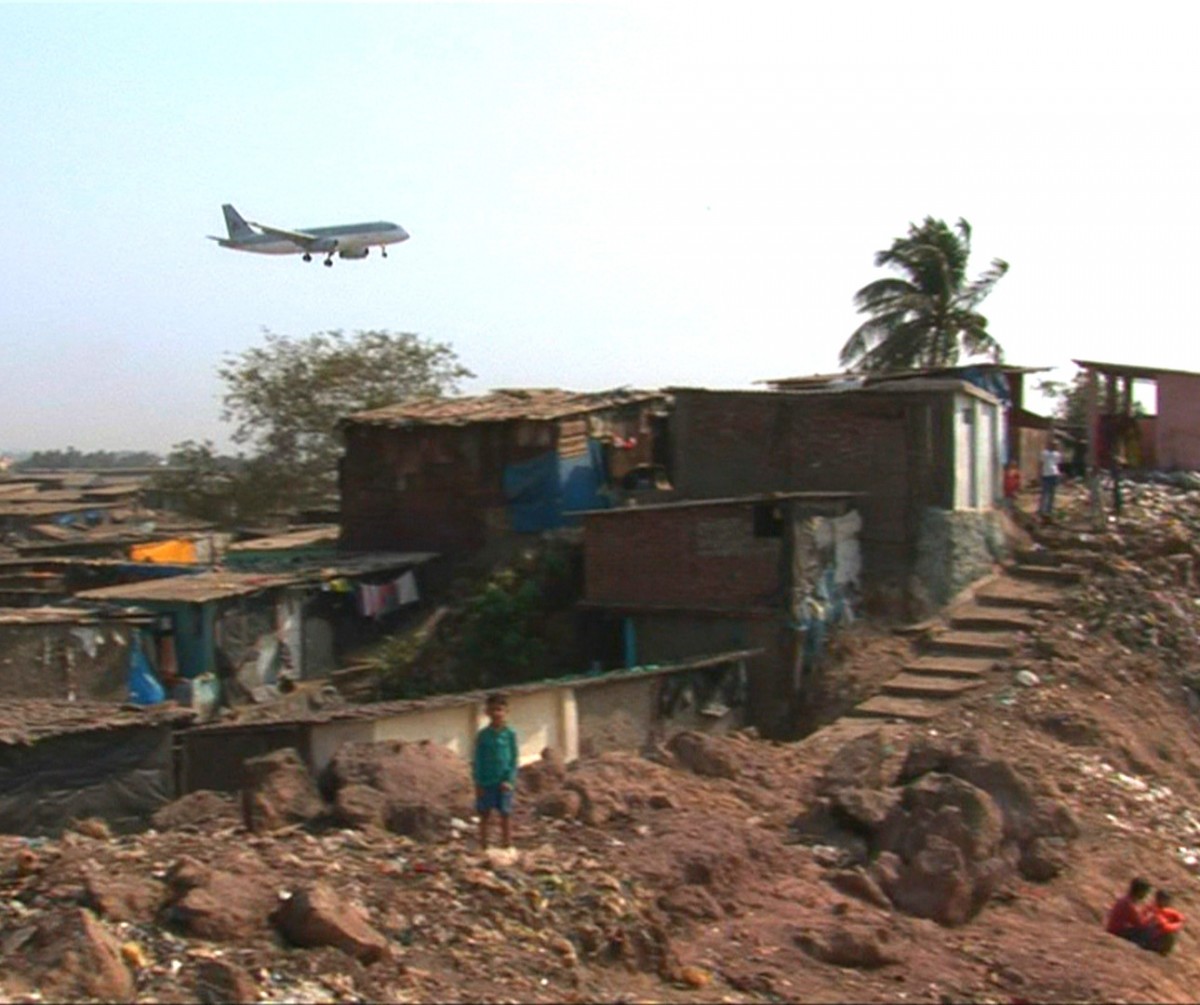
[503,441,610,532]
[127,642,165,706]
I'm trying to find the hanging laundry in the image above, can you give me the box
[397,570,420,605]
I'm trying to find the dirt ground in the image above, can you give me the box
[4,479,1200,1003]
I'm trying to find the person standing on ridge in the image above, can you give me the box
[473,692,519,850]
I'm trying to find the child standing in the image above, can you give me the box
[473,692,519,850]
[1003,459,1021,513]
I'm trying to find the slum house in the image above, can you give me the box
[176,648,758,793]
[577,493,860,735]
[0,555,216,609]
[765,364,1053,491]
[0,699,194,836]
[75,554,437,712]
[339,388,671,558]
[1072,359,1200,472]
[0,606,151,702]
[666,379,1009,615]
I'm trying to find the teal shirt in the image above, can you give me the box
[473,724,519,787]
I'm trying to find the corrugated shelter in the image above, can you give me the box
[340,388,671,556]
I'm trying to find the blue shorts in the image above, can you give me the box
[476,784,514,816]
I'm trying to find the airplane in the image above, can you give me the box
[208,204,409,266]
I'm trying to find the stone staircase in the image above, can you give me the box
[844,553,1078,725]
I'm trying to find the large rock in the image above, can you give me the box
[821,731,886,793]
[324,740,473,840]
[273,882,388,963]
[83,871,162,924]
[795,921,900,969]
[895,773,1005,862]
[667,731,739,779]
[194,958,261,1004]
[152,790,241,832]
[164,854,281,942]
[24,908,134,1002]
[885,834,975,927]
[240,748,325,833]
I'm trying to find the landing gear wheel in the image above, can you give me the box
[382,247,388,258]
[324,256,334,267]
[303,253,312,262]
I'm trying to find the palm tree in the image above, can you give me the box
[839,217,1009,373]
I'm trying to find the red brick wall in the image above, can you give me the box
[584,502,782,609]
[668,389,918,584]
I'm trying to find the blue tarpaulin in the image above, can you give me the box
[127,639,165,706]
[503,452,562,532]
[503,441,610,532]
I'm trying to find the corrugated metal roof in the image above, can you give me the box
[0,606,150,626]
[1072,359,1200,381]
[344,388,667,427]
[76,571,295,604]
[227,525,340,553]
[0,699,194,745]
[761,363,1050,389]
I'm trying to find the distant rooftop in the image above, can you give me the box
[760,363,1050,391]
[344,387,667,427]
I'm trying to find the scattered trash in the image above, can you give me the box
[1015,670,1041,688]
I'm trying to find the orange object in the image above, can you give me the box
[1156,906,1185,934]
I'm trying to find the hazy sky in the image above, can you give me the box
[2,3,1194,453]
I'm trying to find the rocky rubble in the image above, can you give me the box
[793,730,1079,926]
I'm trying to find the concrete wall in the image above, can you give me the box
[1156,373,1200,470]
[179,662,743,793]
[0,622,134,701]
[913,507,1010,612]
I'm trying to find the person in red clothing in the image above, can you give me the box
[1144,889,1185,956]
[1106,876,1153,943]
[1003,460,1022,513]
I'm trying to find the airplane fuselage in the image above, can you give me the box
[208,205,409,264]
[216,222,408,255]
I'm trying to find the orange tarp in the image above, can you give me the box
[130,539,198,564]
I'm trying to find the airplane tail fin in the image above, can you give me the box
[221,204,255,240]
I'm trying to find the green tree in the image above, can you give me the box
[840,217,1009,373]
[217,329,473,507]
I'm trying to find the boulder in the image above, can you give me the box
[898,773,1005,862]
[794,922,900,969]
[536,788,583,820]
[332,783,386,830]
[164,854,280,942]
[272,882,388,964]
[666,731,739,779]
[826,867,893,911]
[821,731,886,793]
[1019,836,1070,882]
[831,787,901,837]
[324,740,473,840]
[240,748,325,833]
[83,871,162,924]
[520,747,567,795]
[194,958,260,1004]
[886,834,975,927]
[152,790,240,831]
[24,908,134,1002]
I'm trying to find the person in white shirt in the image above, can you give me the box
[1039,440,1063,518]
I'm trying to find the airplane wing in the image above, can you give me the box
[249,222,323,249]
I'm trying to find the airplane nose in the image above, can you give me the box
[398,227,410,241]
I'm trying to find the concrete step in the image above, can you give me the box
[1013,547,1062,567]
[949,605,1038,632]
[902,656,995,679]
[1011,564,1084,585]
[882,673,984,699]
[924,630,1016,658]
[974,580,1063,611]
[849,696,943,723]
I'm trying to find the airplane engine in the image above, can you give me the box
[338,247,370,259]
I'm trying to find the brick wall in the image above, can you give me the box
[668,389,944,588]
[584,501,783,609]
